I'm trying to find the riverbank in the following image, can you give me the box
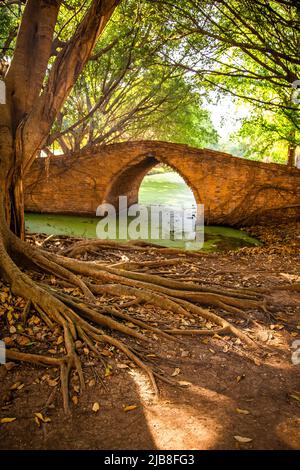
[0,221,299,450]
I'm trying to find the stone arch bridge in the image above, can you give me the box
[25,141,300,226]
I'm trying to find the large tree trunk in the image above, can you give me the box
[2,0,62,238]
[7,173,25,239]
[0,96,18,237]
[1,124,25,239]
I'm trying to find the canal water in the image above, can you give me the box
[25,172,260,252]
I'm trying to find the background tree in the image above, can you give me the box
[43,0,218,156]
[152,0,300,163]
[230,107,299,163]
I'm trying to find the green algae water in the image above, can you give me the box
[25,172,260,252]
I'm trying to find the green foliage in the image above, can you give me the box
[48,0,219,153]
[2,0,299,162]
[150,0,300,162]
[0,4,21,70]
[231,110,299,163]
[149,96,219,147]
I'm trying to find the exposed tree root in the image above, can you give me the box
[164,327,226,336]
[60,238,207,259]
[0,230,266,412]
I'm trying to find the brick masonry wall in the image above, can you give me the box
[24,141,300,226]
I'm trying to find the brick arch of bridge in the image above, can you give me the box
[25,140,300,226]
[102,152,200,209]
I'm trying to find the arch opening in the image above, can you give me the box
[137,163,198,244]
[138,163,197,210]
[100,153,202,249]
[103,154,199,212]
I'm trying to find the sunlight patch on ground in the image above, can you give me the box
[128,369,229,450]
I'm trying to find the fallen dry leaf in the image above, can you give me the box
[16,335,31,346]
[3,337,14,346]
[123,405,138,412]
[236,408,250,415]
[72,396,78,405]
[236,374,246,383]
[180,350,189,358]
[116,363,129,369]
[234,435,253,443]
[92,402,100,412]
[34,412,51,423]
[47,379,58,387]
[171,367,181,377]
[0,417,16,424]
[34,416,40,427]
[10,381,22,390]
[101,349,112,357]
[290,393,300,402]
[178,380,191,387]
[105,365,113,377]
[7,311,13,323]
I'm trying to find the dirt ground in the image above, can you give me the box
[0,222,300,450]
